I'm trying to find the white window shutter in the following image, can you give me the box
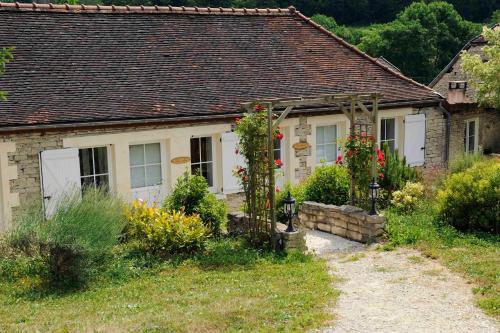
[221,132,246,194]
[404,114,426,166]
[40,148,81,218]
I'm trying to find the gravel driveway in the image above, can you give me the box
[306,230,500,333]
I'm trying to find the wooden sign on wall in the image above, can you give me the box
[292,142,310,151]
[171,156,191,164]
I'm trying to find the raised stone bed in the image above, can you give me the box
[298,201,385,243]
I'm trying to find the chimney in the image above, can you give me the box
[447,81,467,104]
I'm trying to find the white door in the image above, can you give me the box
[221,132,246,194]
[404,114,426,166]
[40,148,81,218]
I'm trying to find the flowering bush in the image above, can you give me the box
[391,182,424,213]
[127,200,208,254]
[341,133,384,203]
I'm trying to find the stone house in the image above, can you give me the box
[0,3,445,230]
[429,24,500,160]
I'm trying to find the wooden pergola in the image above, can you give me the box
[241,92,382,249]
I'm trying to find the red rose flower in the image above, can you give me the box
[336,155,343,165]
[275,186,281,193]
[348,150,354,157]
[275,132,284,140]
[255,104,265,112]
[361,132,367,137]
[274,159,283,168]
[235,117,241,124]
[379,173,385,179]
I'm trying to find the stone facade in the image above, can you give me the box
[293,115,312,181]
[420,106,447,168]
[449,109,500,158]
[298,201,385,243]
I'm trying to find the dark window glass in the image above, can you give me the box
[79,147,109,189]
[190,137,214,187]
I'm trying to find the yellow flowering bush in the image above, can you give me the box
[126,200,208,254]
[391,182,424,213]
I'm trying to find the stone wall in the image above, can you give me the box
[449,109,500,158]
[298,201,385,243]
[419,107,447,169]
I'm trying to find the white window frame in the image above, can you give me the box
[129,142,164,190]
[464,118,479,153]
[315,124,339,165]
[379,117,398,152]
[79,146,111,189]
[190,136,216,192]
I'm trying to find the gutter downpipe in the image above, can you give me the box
[438,101,451,167]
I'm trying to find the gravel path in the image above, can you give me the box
[306,231,500,333]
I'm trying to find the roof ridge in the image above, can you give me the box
[293,11,438,95]
[0,2,295,15]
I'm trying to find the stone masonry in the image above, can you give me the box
[298,201,385,243]
[293,115,311,180]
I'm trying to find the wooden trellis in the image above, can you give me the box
[241,92,381,250]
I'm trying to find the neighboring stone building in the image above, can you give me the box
[429,24,500,160]
[0,3,444,230]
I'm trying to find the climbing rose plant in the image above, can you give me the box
[233,104,283,246]
[341,132,384,204]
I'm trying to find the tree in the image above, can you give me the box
[358,2,480,83]
[461,27,500,109]
[0,47,13,101]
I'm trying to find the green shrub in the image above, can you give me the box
[391,182,424,213]
[379,144,417,198]
[449,152,487,174]
[163,172,227,236]
[437,160,500,233]
[276,182,308,223]
[304,164,349,205]
[8,188,126,288]
[127,200,208,254]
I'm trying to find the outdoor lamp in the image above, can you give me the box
[283,191,296,232]
[369,178,380,216]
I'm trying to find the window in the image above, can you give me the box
[190,137,214,187]
[380,118,396,153]
[129,143,162,189]
[464,119,478,153]
[79,147,109,189]
[316,125,337,164]
[274,138,282,164]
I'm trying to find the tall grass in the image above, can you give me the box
[448,152,488,174]
[7,187,126,289]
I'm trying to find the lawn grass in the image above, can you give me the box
[0,239,336,332]
[385,204,500,318]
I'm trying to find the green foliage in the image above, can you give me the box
[437,160,500,233]
[491,10,500,24]
[127,200,209,254]
[8,188,126,288]
[379,144,417,197]
[276,182,308,223]
[304,164,349,206]
[0,47,13,101]
[391,182,424,213]
[311,14,363,44]
[448,151,488,174]
[461,26,500,108]
[359,2,480,83]
[163,171,227,236]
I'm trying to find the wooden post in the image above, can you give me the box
[371,96,379,181]
[266,102,277,250]
[350,98,356,205]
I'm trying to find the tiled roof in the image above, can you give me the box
[0,3,440,130]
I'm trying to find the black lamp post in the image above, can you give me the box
[283,191,296,232]
[368,178,380,215]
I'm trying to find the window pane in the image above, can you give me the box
[387,140,395,154]
[469,121,475,137]
[324,125,336,143]
[79,148,94,177]
[81,176,95,188]
[191,164,201,176]
[385,119,395,140]
[145,143,161,164]
[316,145,325,163]
[94,147,108,174]
[190,138,200,163]
[200,137,212,162]
[95,175,109,190]
[130,166,145,188]
[316,127,324,144]
[145,165,162,186]
[325,143,336,162]
[381,119,387,141]
[129,145,144,166]
[201,162,214,187]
